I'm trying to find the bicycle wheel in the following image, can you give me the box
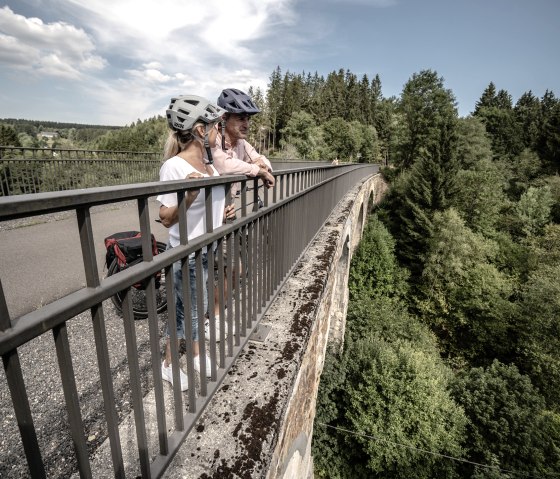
[108,241,168,319]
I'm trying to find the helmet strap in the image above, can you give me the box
[220,120,226,151]
[203,124,214,164]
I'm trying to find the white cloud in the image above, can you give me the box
[126,68,172,83]
[0,1,298,124]
[0,6,107,79]
[323,0,396,5]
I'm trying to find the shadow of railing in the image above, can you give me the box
[0,164,377,478]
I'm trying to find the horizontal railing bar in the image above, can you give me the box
[0,157,160,162]
[0,175,246,220]
[0,165,353,220]
[1,146,160,156]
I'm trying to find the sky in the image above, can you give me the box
[0,0,558,126]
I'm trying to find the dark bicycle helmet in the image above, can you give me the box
[217,88,261,115]
[166,95,225,131]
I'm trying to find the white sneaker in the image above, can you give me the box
[193,355,212,378]
[161,361,188,391]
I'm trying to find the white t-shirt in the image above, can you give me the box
[157,156,225,248]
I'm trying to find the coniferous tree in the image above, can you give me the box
[395,69,458,169]
[514,91,541,150]
[345,70,362,122]
[536,91,560,171]
[474,82,498,114]
[474,87,524,159]
[266,66,283,150]
[358,74,372,124]
[321,69,347,120]
[387,77,459,275]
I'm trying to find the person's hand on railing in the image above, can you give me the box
[186,171,203,203]
[258,168,275,188]
[223,203,236,223]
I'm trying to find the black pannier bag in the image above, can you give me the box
[104,231,161,289]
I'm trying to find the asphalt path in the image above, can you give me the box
[0,198,168,319]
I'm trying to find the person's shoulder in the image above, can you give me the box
[161,156,194,177]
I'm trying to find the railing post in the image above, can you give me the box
[76,206,125,478]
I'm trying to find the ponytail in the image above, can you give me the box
[163,129,195,161]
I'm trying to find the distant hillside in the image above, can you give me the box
[1,118,122,130]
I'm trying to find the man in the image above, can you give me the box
[211,88,275,192]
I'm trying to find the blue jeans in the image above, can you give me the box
[168,252,208,341]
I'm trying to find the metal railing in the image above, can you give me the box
[0,164,377,478]
[0,147,161,196]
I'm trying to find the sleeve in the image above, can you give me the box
[242,141,273,171]
[211,145,261,177]
[156,160,179,207]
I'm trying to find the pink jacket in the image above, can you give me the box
[211,131,272,177]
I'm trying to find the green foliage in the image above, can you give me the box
[536,91,560,171]
[474,82,498,113]
[355,122,380,162]
[313,345,355,479]
[513,185,553,237]
[93,116,167,152]
[544,174,560,223]
[343,336,466,478]
[395,69,458,168]
[319,117,360,160]
[315,296,466,479]
[346,296,437,355]
[416,209,514,361]
[348,215,408,302]
[389,138,459,275]
[514,90,541,151]
[451,360,560,476]
[507,148,542,197]
[516,261,560,409]
[455,116,493,170]
[475,105,523,160]
[453,158,509,236]
[279,110,322,159]
[315,216,466,479]
[0,124,21,146]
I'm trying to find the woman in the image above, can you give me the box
[157,95,227,391]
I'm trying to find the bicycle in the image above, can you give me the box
[105,231,168,319]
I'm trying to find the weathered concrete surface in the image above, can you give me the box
[163,173,386,478]
[80,173,386,478]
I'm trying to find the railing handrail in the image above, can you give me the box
[0,146,160,156]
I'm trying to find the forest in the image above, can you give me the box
[310,71,560,478]
[2,66,560,476]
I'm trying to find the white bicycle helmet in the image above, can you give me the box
[166,95,226,131]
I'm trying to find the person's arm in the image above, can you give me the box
[211,144,261,177]
[212,144,274,187]
[242,140,273,172]
[158,172,202,228]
